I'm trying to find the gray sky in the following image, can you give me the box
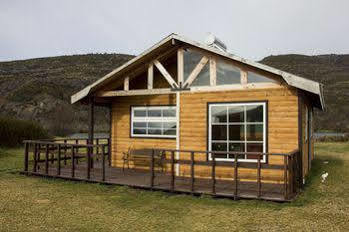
[1,0,349,62]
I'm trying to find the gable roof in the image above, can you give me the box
[71,33,325,110]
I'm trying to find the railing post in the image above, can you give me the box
[50,145,54,164]
[171,151,175,192]
[284,155,288,200]
[108,138,111,166]
[45,144,49,175]
[150,149,155,189]
[212,153,216,195]
[33,143,38,172]
[64,139,67,165]
[102,145,106,182]
[96,139,99,161]
[57,144,61,176]
[37,144,41,169]
[87,145,91,179]
[75,139,79,154]
[257,154,261,198]
[24,142,29,172]
[289,155,294,196]
[190,151,195,193]
[71,145,75,178]
[234,154,238,200]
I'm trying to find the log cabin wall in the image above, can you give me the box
[110,86,299,183]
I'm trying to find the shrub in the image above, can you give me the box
[0,117,51,147]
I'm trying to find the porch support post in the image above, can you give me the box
[88,97,95,169]
[175,89,180,175]
[88,97,95,145]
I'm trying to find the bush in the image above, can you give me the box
[0,117,51,147]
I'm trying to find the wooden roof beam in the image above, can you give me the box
[154,60,179,89]
[183,56,209,87]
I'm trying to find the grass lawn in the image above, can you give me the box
[0,143,348,231]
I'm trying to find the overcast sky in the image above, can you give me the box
[1,0,348,62]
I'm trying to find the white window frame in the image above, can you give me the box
[208,102,267,163]
[131,106,177,138]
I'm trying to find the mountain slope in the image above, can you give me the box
[260,54,349,132]
[0,54,134,134]
[0,53,348,134]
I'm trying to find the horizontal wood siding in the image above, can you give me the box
[111,95,176,167]
[111,86,299,183]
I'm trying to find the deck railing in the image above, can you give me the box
[22,140,301,201]
[151,149,302,201]
[23,138,110,181]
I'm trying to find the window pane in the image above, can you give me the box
[212,125,227,140]
[228,106,244,122]
[163,122,176,129]
[246,143,263,159]
[211,142,227,159]
[229,125,244,141]
[246,125,263,141]
[246,105,263,122]
[163,129,176,136]
[211,106,227,123]
[133,128,146,135]
[163,109,176,117]
[148,129,162,135]
[216,60,241,85]
[191,63,210,86]
[228,143,245,159]
[248,71,278,83]
[184,49,203,82]
[134,110,146,117]
[148,122,162,128]
[133,122,146,128]
[148,109,161,117]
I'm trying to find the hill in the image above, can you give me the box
[0,53,348,135]
[0,54,134,135]
[260,54,349,132]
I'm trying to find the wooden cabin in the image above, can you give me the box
[69,33,324,199]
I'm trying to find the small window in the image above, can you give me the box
[131,106,177,138]
[216,60,241,85]
[248,71,278,84]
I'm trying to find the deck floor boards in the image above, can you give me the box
[28,160,287,201]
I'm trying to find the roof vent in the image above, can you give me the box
[205,33,227,52]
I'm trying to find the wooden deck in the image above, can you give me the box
[24,159,288,201]
[21,139,302,202]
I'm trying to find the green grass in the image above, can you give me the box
[0,143,348,231]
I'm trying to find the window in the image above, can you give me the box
[208,102,266,162]
[248,71,278,84]
[131,106,177,138]
[183,49,210,86]
[216,60,241,85]
[305,105,308,142]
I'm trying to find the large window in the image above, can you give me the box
[131,106,177,138]
[208,102,266,162]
